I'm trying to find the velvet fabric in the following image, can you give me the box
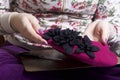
[42,28,118,67]
[0,42,120,80]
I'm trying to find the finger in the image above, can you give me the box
[83,21,99,40]
[98,22,110,45]
[19,17,47,44]
[26,15,48,44]
[25,14,41,33]
[100,30,109,45]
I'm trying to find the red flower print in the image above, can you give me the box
[50,6,61,12]
[102,13,108,18]
[95,4,108,19]
[32,0,40,5]
[72,2,86,10]
[90,4,97,12]
[95,9,108,19]
[57,1,62,6]
[22,0,27,8]
[69,21,80,27]
[95,10,100,19]
[50,25,57,29]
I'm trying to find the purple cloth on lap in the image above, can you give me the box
[0,42,120,80]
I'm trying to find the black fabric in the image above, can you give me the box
[76,35,100,58]
[43,28,99,58]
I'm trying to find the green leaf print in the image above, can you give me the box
[85,0,92,7]
[99,0,106,4]
[108,7,115,16]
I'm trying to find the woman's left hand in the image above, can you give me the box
[83,21,111,45]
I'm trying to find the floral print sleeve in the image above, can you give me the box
[0,0,16,35]
[94,0,120,56]
[95,0,120,25]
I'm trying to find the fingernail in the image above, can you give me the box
[105,38,108,43]
[103,39,108,46]
[43,41,48,45]
[38,29,44,35]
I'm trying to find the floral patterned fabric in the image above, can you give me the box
[11,0,98,32]
[6,0,99,48]
[95,0,120,37]
[0,0,120,53]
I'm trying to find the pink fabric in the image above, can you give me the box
[47,39,118,67]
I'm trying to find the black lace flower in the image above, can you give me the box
[76,35,100,58]
[43,27,99,58]
[43,27,81,54]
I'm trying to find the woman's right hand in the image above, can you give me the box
[10,13,47,44]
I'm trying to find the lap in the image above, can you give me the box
[0,42,120,80]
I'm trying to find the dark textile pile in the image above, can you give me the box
[43,28,99,58]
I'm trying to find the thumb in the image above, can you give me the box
[100,30,109,45]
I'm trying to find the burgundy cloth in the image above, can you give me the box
[46,39,118,67]
[41,28,118,67]
[0,41,120,80]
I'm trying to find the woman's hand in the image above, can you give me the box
[10,13,47,44]
[83,21,111,45]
